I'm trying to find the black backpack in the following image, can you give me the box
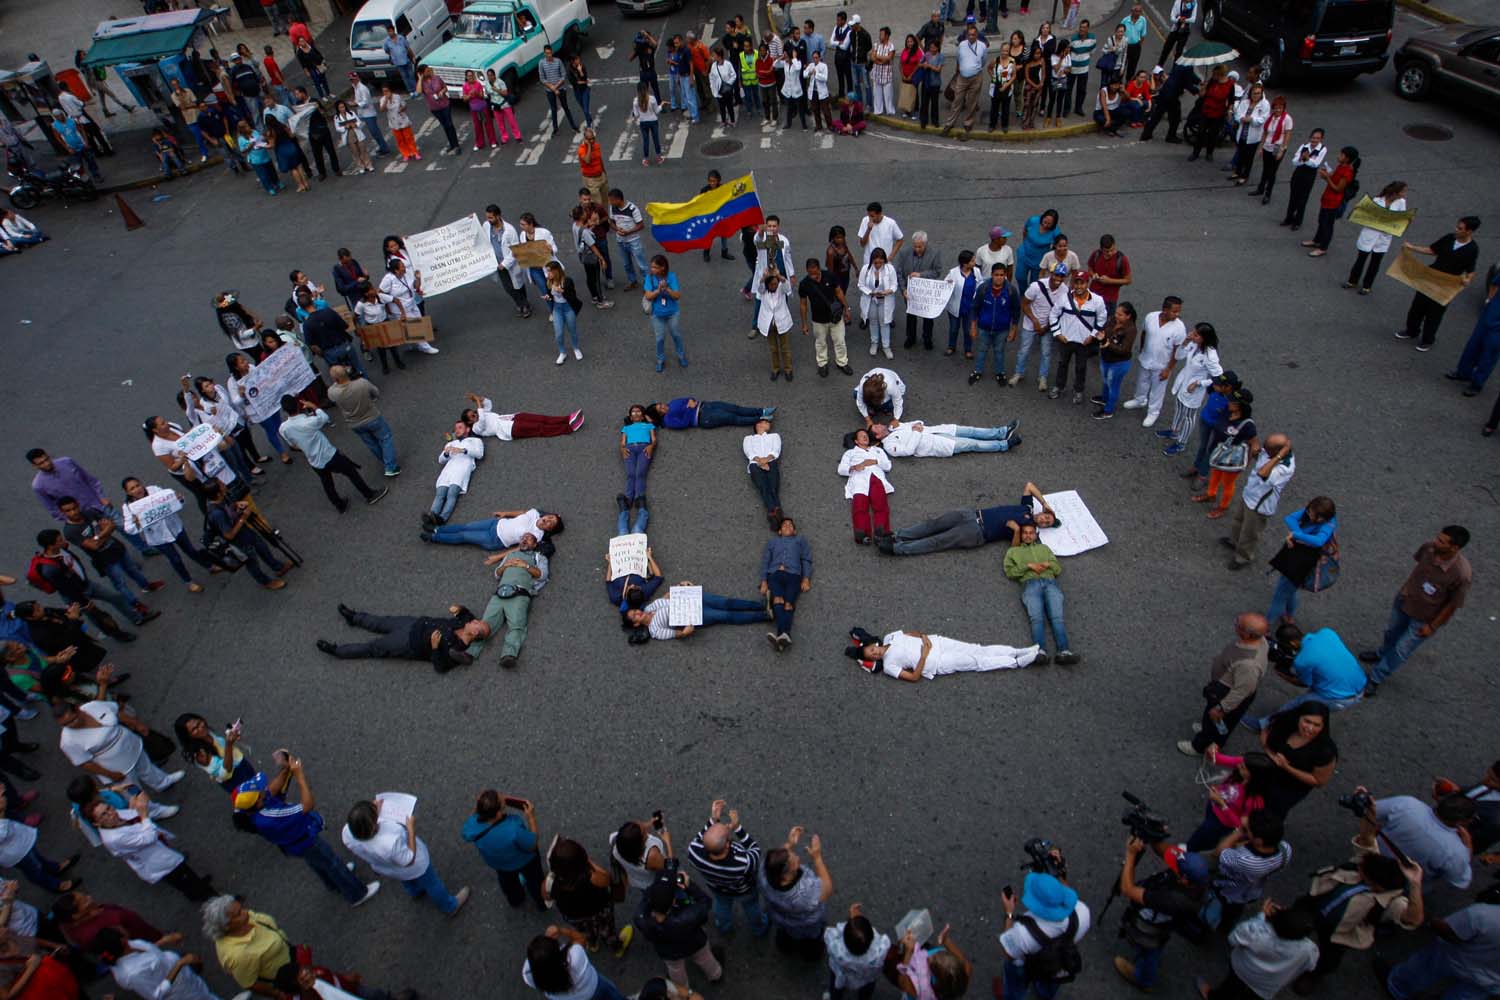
[1019,912,1082,984]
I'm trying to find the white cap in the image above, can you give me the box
[1152,64,1164,73]
[1228,70,1240,79]
[850,13,861,23]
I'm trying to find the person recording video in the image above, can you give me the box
[1350,786,1476,891]
[998,868,1090,999]
[1113,837,1211,992]
[203,481,293,591]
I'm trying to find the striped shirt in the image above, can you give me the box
[1069,34,1096,73]
[687,821,763,895]
[643,598,679,640]
[1214,842,1291,904]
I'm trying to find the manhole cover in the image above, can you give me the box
[700,139,744,157]
[1403,123,1453,141]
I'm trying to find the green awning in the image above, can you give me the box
[81,23,202,69]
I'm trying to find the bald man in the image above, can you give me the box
[1179,613,1269,756]
[686,798,770,935]
[1225,434,1295,570]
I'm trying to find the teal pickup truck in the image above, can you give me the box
[423,0,594,99]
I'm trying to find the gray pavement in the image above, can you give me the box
[1,2,1498,999]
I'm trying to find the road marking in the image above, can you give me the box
[819,132,834,150]
[426,161,443,171]
[874,129,1127,155]
[516,120,556,166]
[760,136,771,148]
[666,120,691,158]
[609,124,635,161]
[384,159,408,173]
[415,118,437,139]
[703,19,716,39]
[469,160,492,168]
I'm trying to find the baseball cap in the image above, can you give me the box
[850,13,861,23]
[1051,263,1070,277]
[1212,370,1241,387]
[1228,70,1241,80]
[232,772,269,811]
[1152,64,1165,74]
[1071,270,1092,281]
[990,226,1013,239]
[1166,848,1212,885]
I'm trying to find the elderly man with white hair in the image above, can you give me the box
[686,798,771,936]
[894,230,943,350]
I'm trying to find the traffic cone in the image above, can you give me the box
[115,193,145,230]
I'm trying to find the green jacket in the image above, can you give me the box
[1004,541,1061,582]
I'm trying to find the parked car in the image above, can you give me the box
[615,0,685,14]
[1393,24,1500,108]
[421,0,593,99]
[349,0,454,91]
[1200,0,1395,86]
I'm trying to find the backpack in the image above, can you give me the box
[26,552,61,593]
[1019,912,1082,984]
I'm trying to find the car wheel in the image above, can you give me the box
[1395,60,1432,100]
[1257,46,1281,88]
[1201,2,1220,39]
[9,188,39,211]
[502,67,521,101]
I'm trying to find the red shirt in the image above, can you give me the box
[60,903,162,952]
[690,42,710,74]
[289,22,313,48]
[1201,79,1234,120]
[755,55,777,86]
[1088,248,1131,305]
[263,56,284,86]
[1320,163,1353,210]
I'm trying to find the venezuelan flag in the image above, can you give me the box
[645,173,765,253]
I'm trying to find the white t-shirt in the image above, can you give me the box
[113,940,219,1000]
[150,427,234,485]
[99,810,184,883]
[0,817,38,867]
[342,816,431,881]
[1138,311,1188,370]
[609,829,666,891]
[435,436,485,492]
[999,901,1093,957]
[1240,452,1295,516]
[880,631,925,678]
[496,508,542,547]
[975,242,1015,275]
[1022,280,1063,333]
[742,432,782,472]
[522,943,598,1000]
[1355,196,1407,254]
[857,215,904,266]
[60,701,145,781]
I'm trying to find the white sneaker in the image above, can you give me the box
[354,881,382,907]
[158,769,186,790]
[882,347,894,359]
[153,804,181,819]
[555,352,566,365]
[573,348,583,360]
[869,343,878,356]
[1142,414,1158,428]
[1037,377,1047,392]
[1121,399,1145,410]
[414,341,439,354]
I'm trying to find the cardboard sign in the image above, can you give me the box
[356,316,435,349]
[1345,195,1413,238]
[1386,246,1466,306]
[240,348,317,422]
[609,534,648,580]
[404,214,498,297]
[175,422,222,461]
[905,276,954,319]
[125,490,182,530]
[668,586,703,627]
[511,238,555,269]
[1037,490,1109,557]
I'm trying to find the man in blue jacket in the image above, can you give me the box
[971,262,1020,386]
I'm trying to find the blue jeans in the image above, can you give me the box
[1193,423,1223,479]
[617,503,648,536]
[851,64,871,102]
[430,518,505,550]
[767,570,803,634]
[1002,959,1062,999]
[1021,578,1069,651]
[1367,594,1429,685]
[618,238,649,284]
[250,160,280,193]
[103,552,151,605]
[590,978,629,1000]
[323,341,366,378]
[623,443,651,498]
[974,325,1007,375]
[552,300,580,351]
[651,313,686,365]
[352,416,399,474]
[400,862,460,913]
[697,401,764,428]
[640,120,663,157]
[1100,358,1131,414]
[1386,940,1491,1000]
[1454,322,1500,391]
[712,888,769,935]
[14,846,67,891]
[701,593,769,627]
[1242,689,1362,732]
[529,267,552,312]
[741,81,761,113]
[1267,574,1301,623]
[1132,943,1166,989]
[258,412,287,456]
[301,835,368,903]
[573,85,593,126]
[1014,326,1052,379]
[397,63,417,93]
[359,113,391,154]
[948,311,974,353]
[84,576,143,623]
[680,85,699,122]
[431,484,462,522]
[152,530,214,583]
[185,122,210,157]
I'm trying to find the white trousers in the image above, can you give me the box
[1130,366,1170,418]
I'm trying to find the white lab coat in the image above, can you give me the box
[435,436,485,492]
[485,218,525,284]
[1172,343,1224,406]
[838,445,893,499]
[803,60,830,99]
[1231,96,1271,144]
[858,262,898,324]
[781,58,805,98]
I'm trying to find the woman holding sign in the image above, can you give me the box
[1341,181,1407,296]
[118,477,216,593]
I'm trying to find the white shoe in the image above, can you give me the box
[1122,398,1145,410]
[555,352,566,365]
[354,881,382,906]
[1037,377,1047,392]
[869,343,878,356]
[573,348,583,360]
[158,769,186,790]
[153,804,181,819]
[882,347,894,359]
[414,341,439,354]
[1142,414,1158,428]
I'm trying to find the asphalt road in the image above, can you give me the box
[2,3,1498,999]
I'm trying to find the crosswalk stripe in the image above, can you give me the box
[608,125,634,162]
[384,159,408,173]
[666,120,691,159]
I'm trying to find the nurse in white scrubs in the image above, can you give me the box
[846,627,1041,682]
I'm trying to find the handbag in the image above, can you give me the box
[641,294,653,315]
[1208,439,1249,472]
[1097,51,1119,74]
[1303,536,1341,593]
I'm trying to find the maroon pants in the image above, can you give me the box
[850,479,890,538]
[511,412,574,438]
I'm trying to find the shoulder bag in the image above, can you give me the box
[1208,439,1249,471]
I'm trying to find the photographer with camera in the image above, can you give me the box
[611,812,674,897]
[1178,613,1269,757]
[1433,761,1500,855]
[1351,787,1475,890]
[1241,622,1366,733]
[463,790,544,910]
[1113,837,1212,991]
[759,825,834,959]
[202,481,292,591]
[1290,850,1423,992]
[633,866,724,991]
[998,866,1090,998]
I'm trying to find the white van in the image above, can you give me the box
[349,0,453,90]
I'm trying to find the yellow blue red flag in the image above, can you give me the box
[645,173,765,253]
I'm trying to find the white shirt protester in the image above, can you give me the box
[878,631,1040,679]
[435,436,485,493]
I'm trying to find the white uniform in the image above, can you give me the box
[880,631,1040,679]
[435,436,485,492]
[853,367,906,420]
[1128,310,1187,421]
[837,445,893,499]
[469,397,520,440]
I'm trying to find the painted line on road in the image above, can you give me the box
[666,120,691,158]
[609,124,636,161]
[874,128,1127,155]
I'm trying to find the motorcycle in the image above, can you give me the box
[6,154,99,211]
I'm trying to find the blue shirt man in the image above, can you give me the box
[803,25,827,59]
[1245,625,1365,731]
[461,793,545,908]
[233,765,378,906]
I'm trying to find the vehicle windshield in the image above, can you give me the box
[1317,0,1391,34]
[350,19,392,50]
[453,12,514,40]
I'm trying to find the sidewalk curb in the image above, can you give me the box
[867,112,1103,141]
[1395,0,1466,23]
[98,156,226,196]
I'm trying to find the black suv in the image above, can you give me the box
[1200,0,1395,85]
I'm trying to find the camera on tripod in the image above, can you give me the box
[1121,792,1171,844]
[1021,838,1067,881]
[1337,788,1375,819]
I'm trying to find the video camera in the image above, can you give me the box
[1021,838,1067,881]
[1121,792,1172,844]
